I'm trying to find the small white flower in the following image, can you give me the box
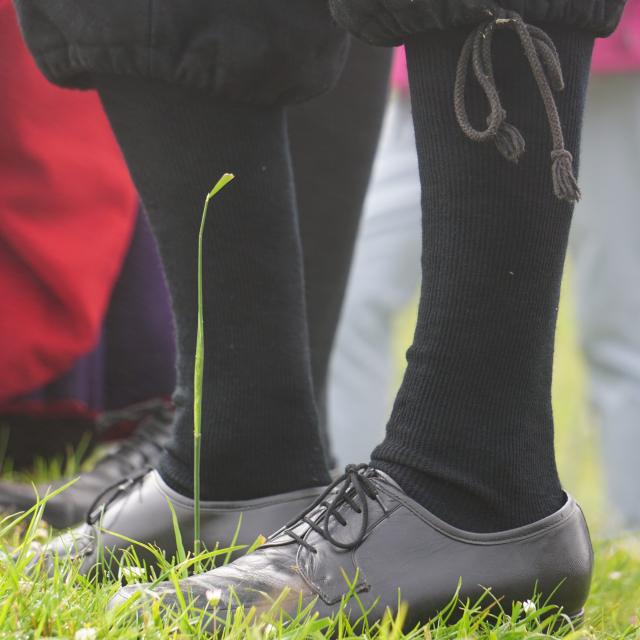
[609,571,623,581]
[118,566,145,582]
[522,600,536,614]
[206,588,222,605]
[74,628,97,640]
[264,623,277,637]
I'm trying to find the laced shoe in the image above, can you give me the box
[111,464,593,630]
[0,405,173,528]
[21,468,324,577]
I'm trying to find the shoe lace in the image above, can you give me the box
[278,464,379,554]
[453,9,580,202]
[86,468,151,525]
[94,407,173,477]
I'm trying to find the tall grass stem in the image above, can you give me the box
[194,173,235,555]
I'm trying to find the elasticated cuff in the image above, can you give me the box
[12,0,349,106]
[328,0,626,46]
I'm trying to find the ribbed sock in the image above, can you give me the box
[97,77,330,500]
[372,26,594,532]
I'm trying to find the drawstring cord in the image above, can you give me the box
[453,10,581,203]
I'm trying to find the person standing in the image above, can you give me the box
[11,0,625,626]
[330,5,640,537]
[327,48,420,467]
[570,0,640,531]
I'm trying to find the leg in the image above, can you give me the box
[113,11,603,626]
[570,73,640,530]
[328,91,422,467]
[370,26,593,532]
[14,0,350,571]
[291,38,391,460]
[30,85,340,573]
[96,78,330,500]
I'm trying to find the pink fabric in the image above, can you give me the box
[390,2,640,90]
[391,46,409,91]
[592,0,640,73]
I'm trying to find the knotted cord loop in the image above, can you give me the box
[453,10,581,202]
[551,149,580,202]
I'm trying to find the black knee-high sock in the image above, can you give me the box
[372,26,593,532]
[291,39,391,462]
[97,77,330,500]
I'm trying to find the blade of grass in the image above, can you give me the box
[194,173,235,557]
[0,478,79,539]
[165,498,188,578]
[223,513,244,566]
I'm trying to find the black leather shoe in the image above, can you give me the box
[111,465,593,629]
[26,469,323,577]
[0,406,174,529]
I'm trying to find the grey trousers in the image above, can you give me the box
[571,73,640,530]
[327,92,421,467]
[328,75,640,530]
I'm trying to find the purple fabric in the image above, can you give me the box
[21,337,106,410]
[104,209,176,410]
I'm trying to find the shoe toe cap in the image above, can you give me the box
[0,481,40,511]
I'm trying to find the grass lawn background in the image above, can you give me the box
[0,273,638,638]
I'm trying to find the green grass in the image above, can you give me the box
[0,269,638,637]
[194,173,235,558]
[0,522,638,639]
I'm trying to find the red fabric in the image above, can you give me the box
[0,1,137,402]
[0,399,96,419]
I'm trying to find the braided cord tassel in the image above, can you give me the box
[453,11,581,202]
